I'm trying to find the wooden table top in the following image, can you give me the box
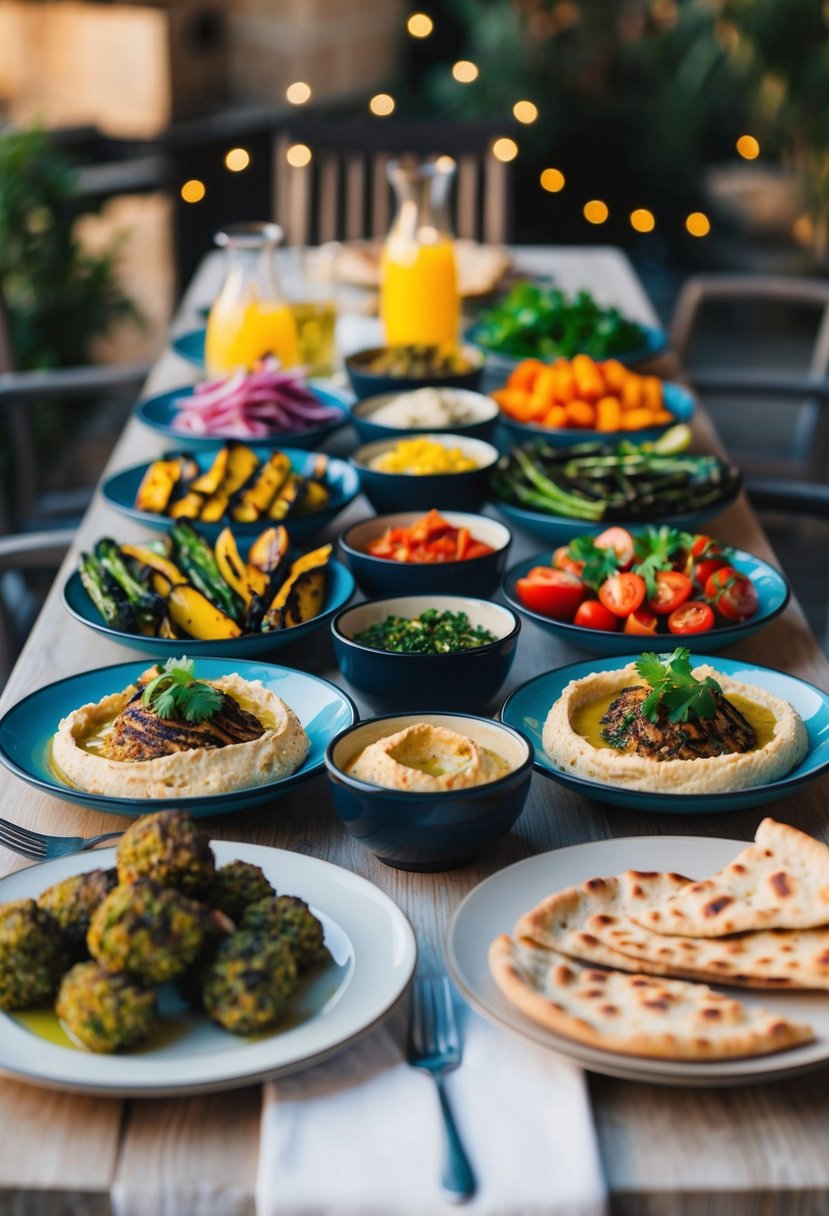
[1,245,827,1216]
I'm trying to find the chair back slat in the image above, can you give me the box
[456,155,478,240]
[318,155,340,245]
[371,153,391,238]
[344,154,366,242]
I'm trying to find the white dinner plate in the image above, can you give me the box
[446,835,829,1087]
[0,842,416,1097]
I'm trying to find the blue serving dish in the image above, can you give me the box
[338,511,512,599]
[135,382,352,452]
[0,658,357,818]
[351,433,499,515]
[495,381,694,451]
[466,321,669,387]
[325,711,533,871]
[345,344,485,400]
[331,594,520,711]
[500,653,829,814]
[501,544,790,657]
[101,447,361,545]
[350,388,499,446]
[171,327,208,366]
[63,558,355,659]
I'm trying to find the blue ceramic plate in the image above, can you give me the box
[467,321,669,376]
[500,654,829,814]
[0,658,358,818]
[63,558,355,659]
[496,381,694,451]
[171,327,207,366]
[502,544,790,656]
[489,485,741,546]
[102,447,361,544]
[135,380,352,452]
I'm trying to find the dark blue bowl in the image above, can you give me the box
[350,388,499,446]
[339,511,512,598]
[345,344,484,400]
[325,712,534,871]
[332,594,520,711]
[135,382,351,452]
[351,433,499,515]
[102,447,361,545]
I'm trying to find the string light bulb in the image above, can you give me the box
[407,12,433,37]
[492,137,518,163]
[369,93,396,116]
[540,167,565,192]
[452,60,479,83]
[736,134,760,159]
[286,143,312,167]
[180,179,205,203]
[583,199,609,224]
[513,100,538,124]
[630,208,655,232]
[224,147,250,172]
[686,211,711,237]
[286,81,312,105]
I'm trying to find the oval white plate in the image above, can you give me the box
[0,841,416,1096]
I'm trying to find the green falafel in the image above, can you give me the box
[38,868,118,960]
[56,962,158,1052]
[202,930,297,1034]
[241,895,326,971]
[116,811,215,896]
[0,899,64,1009]
[88,879,209,984]
[206,861,275,922]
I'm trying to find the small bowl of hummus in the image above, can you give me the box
[324,712,533,871]
[349,387,499,446]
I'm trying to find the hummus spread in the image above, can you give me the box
[542,663,808,794]
[346,722,510,792]
[52,674,310,798]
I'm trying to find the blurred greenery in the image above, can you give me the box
[0,126,139,370]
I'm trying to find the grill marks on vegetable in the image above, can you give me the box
[600,685,757,761]
[105,687,265,762]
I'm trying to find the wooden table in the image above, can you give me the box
[1,246,828,1216]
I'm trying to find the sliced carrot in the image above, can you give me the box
[543,405,568,428]
[551,364,576,404]
[601,359,627,393]
[641,375,663,411]
[565,399,596,428]
[595,396,622,432]
[621,407,656,430]
[507,358,546,392]
[572,354,604,402]
[621,374,643,410]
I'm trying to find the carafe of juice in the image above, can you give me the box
[205,222,299,374]
[380,158,459,346]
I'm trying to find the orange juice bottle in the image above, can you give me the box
[380,158,460,346]
[205,222,299,374]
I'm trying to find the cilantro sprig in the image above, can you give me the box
[635,647,722,723]
[567,534,621,591]
[141,657,223,724]
[632,527,692,599]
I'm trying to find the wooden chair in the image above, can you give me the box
[273,118,514,247]
[0,530,71,684]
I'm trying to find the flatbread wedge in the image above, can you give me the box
[516,869,829,990]
[632,819,829,937]
[489,935,814,1061]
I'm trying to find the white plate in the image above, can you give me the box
[446,835,829,1087]
[0,842,416,1097]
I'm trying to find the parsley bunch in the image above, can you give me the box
[631,527,692,598]
[566,534,620,591]
[635,648,722,723]
[141,657,223,723]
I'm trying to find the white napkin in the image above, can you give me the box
[255,1001,607,1216]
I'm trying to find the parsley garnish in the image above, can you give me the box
[141,657,223,723]
[632,527,692,599]
[635,647,722,723]
[567,534,621,591]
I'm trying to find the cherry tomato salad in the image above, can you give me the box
[514,526,759,637]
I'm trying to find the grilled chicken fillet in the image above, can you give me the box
[600,685,756,761]
[104,687,265,762]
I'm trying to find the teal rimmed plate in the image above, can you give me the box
[101,447,361,544]
[502,544,790,656]
[500,654,829,813]
[135,379,352,451]
[0,659,357,817]
[62,558,355,659]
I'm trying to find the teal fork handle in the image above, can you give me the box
[435,1075,476,1202]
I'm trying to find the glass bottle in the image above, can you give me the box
[205,222,299,374]
[380,157,460,347]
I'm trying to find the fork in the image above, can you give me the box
[407,975,476,1203]
[0,817,123,862]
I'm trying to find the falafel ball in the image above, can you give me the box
[88,879,209,984]
[202,930,297,1035]
[116,811,215,896]
[206,861,275,922]
[241,895,326,971]
[56,961,158,1053]
[175,906,236,1010]
[0,899,65,1009]
[38,868,118,961]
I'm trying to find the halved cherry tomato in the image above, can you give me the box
[691,534,719,559]
[574,599,618,631]
[667,601,715,634]
[516,567,585,620]
[552,544,585,577]
[704,566,759,622]
[648,570,692,615]
[594,526,634,569]
[598,571,646,618]
[623,607,658,635]
[695,555,729,588]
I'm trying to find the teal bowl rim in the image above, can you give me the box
[324,710,534,799]
[331,594,521,657]
[338,511,513,573]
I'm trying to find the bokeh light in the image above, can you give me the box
[492,137,519,163]
[286,143,312,167]
[180,179,205,203]
[407,12,433,37]
[369,93,396,116]
[513,100,539,124]
[583,199,609,224]
[736,134,760,159]
[452,60,479,83]
[686,211,711,237]
[540,167,565,192]
[224,148,250,172]
[630,208,655,232]
[285,82,312,105]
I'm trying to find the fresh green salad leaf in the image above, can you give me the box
[141,656,223,723]
[635,647,722,723]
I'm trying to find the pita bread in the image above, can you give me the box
[488,935,814,1061]
[633,819,829,937]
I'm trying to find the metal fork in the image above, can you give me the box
[0,817,123,862]
[407,975,476,1203]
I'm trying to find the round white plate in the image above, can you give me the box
[0,842,416,1096]
[446,835,829,1087]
